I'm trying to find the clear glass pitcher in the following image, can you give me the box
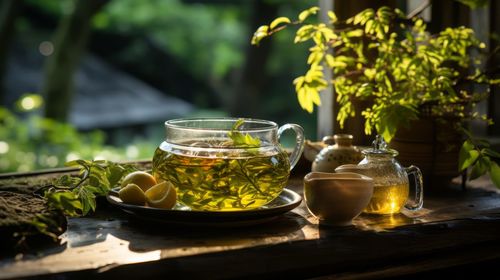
[335,135,424,214]
[152,118,305,211]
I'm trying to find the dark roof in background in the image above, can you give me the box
[5,45,194,130]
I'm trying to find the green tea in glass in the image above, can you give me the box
[152,118,304,211]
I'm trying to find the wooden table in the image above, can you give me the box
[1,170,500,279]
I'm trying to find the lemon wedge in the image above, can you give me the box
[121,171,157,192]
[145,181,177,209]
[118,183,146,205]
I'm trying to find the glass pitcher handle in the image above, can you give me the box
[277,124,305,171]
[404,165,424,211]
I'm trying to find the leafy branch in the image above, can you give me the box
[252,6,499,188]
[252,6,496,142]
[41,160,138,217]
[459,134,500,188]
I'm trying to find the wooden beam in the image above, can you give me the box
[488,0,500,137]
[317,0,334,140]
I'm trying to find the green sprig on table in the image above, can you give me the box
[459,138,500,187]
[42,160,138,217]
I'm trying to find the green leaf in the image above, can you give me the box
[469,157,490,180]
[325,54,335,68]
[365,19,375,34]
[75,186,97,215]
[327,11,338,24]
[375,104,418,143]
[298,7,319,22]
[251,25,269,46]
[294,25,315,43]
[346,29,364,37]
[46,191,82,217]
[364,68,376,80]
[483,148,500,158]
[490,162,500,189]
[270,17,291,30]
[228,119,261,147]
[29,215,60,240]
[64,160,81,167]
[458,140,479,171]
[107,164,128,187]
[456,0,488,9]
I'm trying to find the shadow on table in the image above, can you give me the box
[0,235,67,261]
[109,211,311,253]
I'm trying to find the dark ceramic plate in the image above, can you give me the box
[106,188,302,227]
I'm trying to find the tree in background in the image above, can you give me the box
[228,0,278,118]
[0,0,23,105]
[42,0,109,122]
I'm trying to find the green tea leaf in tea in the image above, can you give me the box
[228,119,261,147]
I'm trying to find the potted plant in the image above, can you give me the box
[252,6,500,188]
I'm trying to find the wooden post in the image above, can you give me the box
[429,0,469,33]
[488,0,500,138]
[470,1,490,137]
[317,0,334,140]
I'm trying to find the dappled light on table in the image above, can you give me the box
[1,232,161,279]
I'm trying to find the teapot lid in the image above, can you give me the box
[362,135,398,156]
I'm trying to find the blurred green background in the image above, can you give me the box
[1,0,498,173]
[0,0,316,172]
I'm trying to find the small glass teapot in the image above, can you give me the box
[335,135,423,214]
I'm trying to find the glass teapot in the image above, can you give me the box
[152,118,305,211]
[335,135,424,214]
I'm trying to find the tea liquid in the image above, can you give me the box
[363,183,409,214]
[152,144,290,211]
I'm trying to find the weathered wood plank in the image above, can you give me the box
[1,172,500,279]
[15,218,500,279]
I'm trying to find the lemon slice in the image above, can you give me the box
[121,171,157,192]
[118,183,146,205]
[145,181,177,209]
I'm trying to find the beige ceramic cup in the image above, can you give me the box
[303,172,374,226]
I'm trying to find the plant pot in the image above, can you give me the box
[389,117,462,189]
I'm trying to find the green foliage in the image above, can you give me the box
[253,6,499,187]
[253,6,494,141]
[456,0,489,9]
[93,0,245,80]
[0,106,100,172]
[42,160,138,216]
[0,99,153,173]
[459,138,500,188]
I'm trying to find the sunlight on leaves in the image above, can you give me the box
[270,17,291,30]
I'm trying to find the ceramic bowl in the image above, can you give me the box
[303,172,374,226]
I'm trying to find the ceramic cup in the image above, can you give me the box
[303,172,374,226]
